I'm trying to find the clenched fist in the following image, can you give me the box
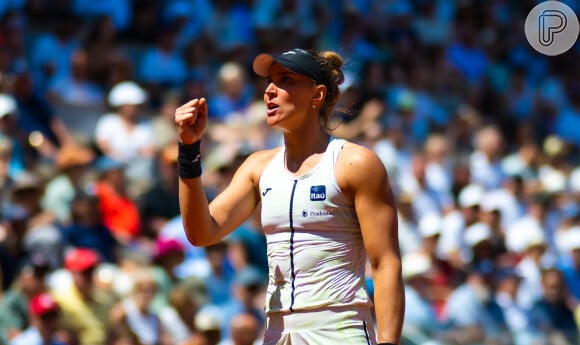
[174,98,208,144]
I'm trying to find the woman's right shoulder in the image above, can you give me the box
[239,147,282,181]
[245,147,281,167]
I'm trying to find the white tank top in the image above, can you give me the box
[259,138,372,314]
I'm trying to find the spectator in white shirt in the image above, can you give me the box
[94,81,155,185]
[110,268,165,345]
[470,125,506,190]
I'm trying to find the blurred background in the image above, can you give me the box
[0,0,579,344]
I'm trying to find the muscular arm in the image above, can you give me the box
[176,97,266,247]
[339,143,404,344]
[179,150,273,246]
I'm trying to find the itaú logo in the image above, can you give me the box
[310,185,326,201]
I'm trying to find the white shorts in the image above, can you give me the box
[263,306,377,345]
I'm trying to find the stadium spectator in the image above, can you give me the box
[158,283,201,345]
[46,49,105,107]
[204,241,235,307]
[557,228,580,302]
[479,193,509,260]
[0,138,13,197]
[437,183,485,267]
[204,0,254,59]
[0,95,25,178]
[469,125,506,190]
[529,268,579,345]
[194,305,223,345]
[137,144,181,238]
[138,23,187,102]
[395,191,422,256]
[401,251,441,339]
[91,156,141,244]
[81,15,124,87]
[515,226,551,313]
[416,212,458,317]
[9,292,69,345]
[440,264,512,345]
[10,172,64,269]
[207,62,254,122]
[29,11,80,93]
[400,153,446,221]
[0,254,50,344]
[52,248,116,345]
[150,237,185,311]
[423,134,454,207]
[12,71,74,151]
[493,267,538,345]
[94,81,155,186]
[463,222,495,268]
[225,213,268,275]
[218,266,266,341]
[59,192,119,263]
[218,312,262,345]
[110,268,165,345]
[150,92,180,151]
[41,144,95,225]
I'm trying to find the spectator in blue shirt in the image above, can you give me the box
[13,71,73,150]
[139,23,187,103]
[439,264,512,345]
[218,266,266,341]
[60,192,119,263]
[529,268,579,345]
[557,228,580,301]
[30,11,80,93]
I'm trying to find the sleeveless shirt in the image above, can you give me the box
[259,138,372,314]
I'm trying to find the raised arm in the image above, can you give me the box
[175,98,263,246]
[338,143,404,344]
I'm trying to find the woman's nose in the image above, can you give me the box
[265,81,276,95]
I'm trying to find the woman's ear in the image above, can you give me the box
[312,84,326,107]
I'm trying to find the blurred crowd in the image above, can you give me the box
[0,0,579,345]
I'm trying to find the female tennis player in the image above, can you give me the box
[175,48,404,345]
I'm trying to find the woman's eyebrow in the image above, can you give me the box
[272,70,304,78]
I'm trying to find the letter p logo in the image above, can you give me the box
[539,10,567,46]
[525,1,579,56]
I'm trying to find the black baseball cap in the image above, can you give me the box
[253,48,326,86]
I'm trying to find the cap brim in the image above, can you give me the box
[253,53,307,78]
[253,53,275,77]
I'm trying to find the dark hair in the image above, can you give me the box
[541,267,564,281]
[311,51,345,129]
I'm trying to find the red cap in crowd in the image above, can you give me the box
[64,248,100,272]
[29,293,59,317]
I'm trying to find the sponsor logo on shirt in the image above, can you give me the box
[310,185,326,201]
[262,187,272,196]
[302,209,333,217]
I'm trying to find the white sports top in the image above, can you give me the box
[259,138,372,314]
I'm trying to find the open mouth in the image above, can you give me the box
[266,102,279,115]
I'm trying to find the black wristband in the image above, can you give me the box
[178,140,202,178]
